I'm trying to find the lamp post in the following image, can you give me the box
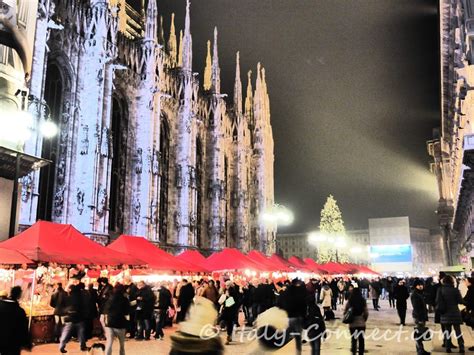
[0,94,58,237]
[259,204,294,253]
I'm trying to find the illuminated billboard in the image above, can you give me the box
[370,244,412,263]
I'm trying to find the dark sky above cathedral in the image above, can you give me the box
[157,0,440,232]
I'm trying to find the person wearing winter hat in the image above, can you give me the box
[411,279,430,355]
[247,307,295,355]
[169,296,224,355]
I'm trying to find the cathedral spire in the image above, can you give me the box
[158,15,165,47]
[168,13,177,67]
[234,51,242,115]
[261,66,270,120]
[178,30,183,67]
[244,70,253,118]
[211,26,220,93]
[182,0,192,71]
[203,40,212,91]
[144,0,157,41]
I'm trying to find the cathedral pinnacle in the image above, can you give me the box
[211,26,220,93]
[234,51,242,115]
[144,0,158,41]
[244,70,253,118]
[204,40,212,91]
[168,13,177,67]
[182,0,192,71]
[178,30,183,67]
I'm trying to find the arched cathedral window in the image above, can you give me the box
[37,64,62,221]
[109,96,128,233]
[159,115,170,243]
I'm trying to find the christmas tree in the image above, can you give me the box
[318,195,347,263]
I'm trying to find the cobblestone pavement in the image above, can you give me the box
[30,300,474,354]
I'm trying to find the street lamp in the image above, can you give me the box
[0,94,58,237]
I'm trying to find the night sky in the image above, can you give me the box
[157,0,441,232]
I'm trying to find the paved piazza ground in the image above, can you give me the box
[30,300,474,354]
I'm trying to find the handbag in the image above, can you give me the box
[342,307,354,324]
[225,296,235,308]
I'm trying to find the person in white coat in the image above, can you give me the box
[319,283,333,320]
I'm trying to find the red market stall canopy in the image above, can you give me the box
[247,250,289,272]
[108,235,204,273]
[288,256,313,272]
[0,221,143,266]
[176,250,209,271]
[205,248,268,272]
[0,248,34,265]
[269,254,296,272]
[303,258,328,274]
[321,262,349,274]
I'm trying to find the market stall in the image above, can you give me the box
[0,221,145,343]
[176,250,209,271]
[108,235,205,273]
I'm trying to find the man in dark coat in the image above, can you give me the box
[125,279,138,338]
[411,279,429,355]
[50,282,67,343]
[394,279,410,326]
[0,286,31,355]
[98,277,113,340]
[279,278,307,354]
[104,284,130,355]
[436,275,464,352]
[177,279,195,323]
[59,284,87,353]
[135,281,155,340]
[154,283,172,339]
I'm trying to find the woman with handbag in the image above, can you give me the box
[343,287,368,355]
[219,281,240,345]
[411,279,430,355]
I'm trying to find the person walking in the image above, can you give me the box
[154,283,172,340]
[436,275,465,353]
[343,287,369,355]
[319,282,333,320]
[170,296,224,355]
[337,279,346,305]
[0,286,32,355]
[394,279,409,326]
[97,277,113,340]
[305,302,326,355]
[103,284,130,355]
[59,284,87,353]
[411,279,430,355]
[369,279,381,310]
[219,281,240,345]
[135,281,155,340]
[387,277,396,308]
[278,278,307,354]
[50,282,67,343]
[177,279,195,323]
[463,277,474,351]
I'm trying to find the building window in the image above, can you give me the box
[38,63,62,221]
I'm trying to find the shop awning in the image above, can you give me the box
[108,235,205,273]
[0,146,50,180]
[303,258,328,274]
[268,254,297,272]
[0,221,143,266]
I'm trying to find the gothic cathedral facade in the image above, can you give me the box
[15,0,275,253]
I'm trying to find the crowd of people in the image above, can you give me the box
[2,271,474,354]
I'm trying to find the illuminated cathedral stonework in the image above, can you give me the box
[17,0,275,253]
